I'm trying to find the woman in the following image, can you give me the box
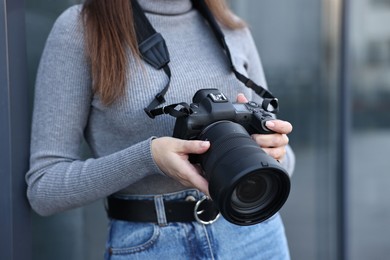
[26,0,295,259]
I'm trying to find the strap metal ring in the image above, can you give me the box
[194,196,221,225]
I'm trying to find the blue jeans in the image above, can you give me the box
[105,189,290,260]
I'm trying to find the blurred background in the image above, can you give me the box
[1,0,389,259]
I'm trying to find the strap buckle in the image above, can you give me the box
[194,196,221,225]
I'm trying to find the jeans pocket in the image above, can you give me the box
[107,220,160,256]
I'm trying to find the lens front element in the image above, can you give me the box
[232,174,271,214]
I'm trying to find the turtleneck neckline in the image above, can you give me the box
[137,0,193,15]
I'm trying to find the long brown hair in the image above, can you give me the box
[82,0,244,105]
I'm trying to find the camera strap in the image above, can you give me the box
[131,0,172,118]
[131,0,279,118]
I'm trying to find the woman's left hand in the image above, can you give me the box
[236,93,293,162]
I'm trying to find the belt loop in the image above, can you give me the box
[154,195,168,227]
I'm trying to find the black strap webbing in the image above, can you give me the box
[132,0,172,118]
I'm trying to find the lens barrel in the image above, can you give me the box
[198,121,290,226]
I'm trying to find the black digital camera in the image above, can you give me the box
[173,89,291,226]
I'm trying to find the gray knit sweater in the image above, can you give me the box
[26,0,295,216]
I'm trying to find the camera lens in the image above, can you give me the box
[235,175,267,204]
[230,172,282,219]
[232,174,269,212]
[198,121,290,226]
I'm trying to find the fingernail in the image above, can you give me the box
[200,141,210,148]
[266,121,275,128]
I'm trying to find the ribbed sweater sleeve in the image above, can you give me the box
[26,7,162,216]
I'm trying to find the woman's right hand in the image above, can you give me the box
[151,137,211,196]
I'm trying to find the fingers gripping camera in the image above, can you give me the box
[172,89,291,226]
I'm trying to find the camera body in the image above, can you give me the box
[173,89,274,140]
[172,89,290,226]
